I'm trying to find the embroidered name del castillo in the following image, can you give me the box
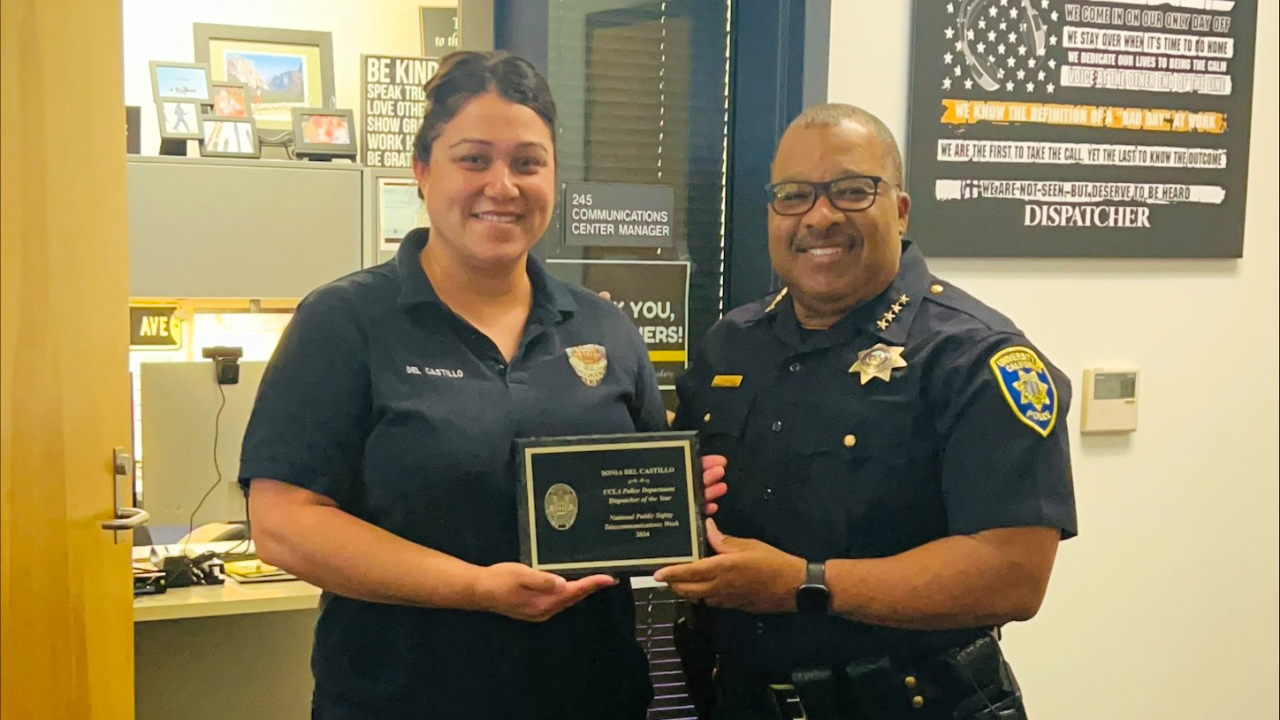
[406,365,464,378]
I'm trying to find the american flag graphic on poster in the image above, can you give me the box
[944,0,1057,94]
[905,0,1258,258]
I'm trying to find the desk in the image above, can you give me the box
[133,542,318,720]
[132,543,670,720]
[132,542,663,622]
[133,542,322,622]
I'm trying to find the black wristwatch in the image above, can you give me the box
[795,561,831,616]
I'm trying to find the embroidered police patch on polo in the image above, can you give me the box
[989,346,1057,438]
[566,344,608,387]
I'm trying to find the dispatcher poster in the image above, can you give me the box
[546,260,690,389]
[906,0,1257,257]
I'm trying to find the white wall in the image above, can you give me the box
[828,2,1279,718]
[123,0,456,155]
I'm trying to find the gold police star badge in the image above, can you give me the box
[848,343,907,385]
[566,344,608,387]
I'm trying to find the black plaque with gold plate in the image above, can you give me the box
[515,432,705,577]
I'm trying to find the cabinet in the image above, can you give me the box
[128,156,364,299]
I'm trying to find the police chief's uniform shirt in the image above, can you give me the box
[674,239,1077,678]
[239,229,664,719]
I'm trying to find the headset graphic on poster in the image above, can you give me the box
[906,0,1258,258]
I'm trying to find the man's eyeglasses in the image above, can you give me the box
[765,175,887,216]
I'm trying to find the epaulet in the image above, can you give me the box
[722,287,787,327]
[921,278,1020,335]
[763,287,788,313]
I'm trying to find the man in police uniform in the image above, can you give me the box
[654,104,1076,720]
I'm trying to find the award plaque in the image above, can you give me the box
[515,432,706,576]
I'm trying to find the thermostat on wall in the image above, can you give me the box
[1081,368,1139,434]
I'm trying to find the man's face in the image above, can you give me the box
[767,121,911,319]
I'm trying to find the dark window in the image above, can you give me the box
[543,0,731,357]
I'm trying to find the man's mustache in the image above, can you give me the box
[790,226,863,251]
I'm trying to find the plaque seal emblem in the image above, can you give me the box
[543,483,579,530]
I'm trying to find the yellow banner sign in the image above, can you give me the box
[940,99,1225,134]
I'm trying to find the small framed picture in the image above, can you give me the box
[210,81,252,118]
[200,115,260,158]
[156,101,203,140]
[291,107,358,160]
[376,173,428,251]
[150,61,213,102]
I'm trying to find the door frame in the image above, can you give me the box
[723,0,830,310]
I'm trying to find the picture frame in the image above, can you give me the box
[374,169,427,251]
[150,61,213,102]
[200,115,261,158]
[193,24,335,133]
[210,81,252,119]
[155,100,204,141]
[291,107,358,161]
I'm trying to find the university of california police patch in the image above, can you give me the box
[989,346,1057,437]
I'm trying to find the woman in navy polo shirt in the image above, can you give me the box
[239,51,726,720]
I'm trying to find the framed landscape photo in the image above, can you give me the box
[210,81,252,118]
[292,107,357,160]
[200,115,260,158]
[193,24,335,133]
[150,61,213,102]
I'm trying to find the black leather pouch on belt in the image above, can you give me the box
[941,635,1027,720]
[841,634,1028,720]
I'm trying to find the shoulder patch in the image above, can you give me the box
[989,346,1058,437]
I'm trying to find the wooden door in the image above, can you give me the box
[1,0,136,718]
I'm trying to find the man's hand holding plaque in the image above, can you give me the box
[700,454,727,515]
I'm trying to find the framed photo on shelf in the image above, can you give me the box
[375,171,427,251]
[210,81,252,118]
[193,24,335,133]
[150,61,213,102]
[156,100,203,140]
[291,107,357,160]
[200,115,260,158]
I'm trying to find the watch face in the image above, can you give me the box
[796,585,830,615]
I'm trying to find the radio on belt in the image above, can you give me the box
[1080,368,1139,434]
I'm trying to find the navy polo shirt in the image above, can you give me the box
[239,229,664,719]
[673,239,1077,679]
